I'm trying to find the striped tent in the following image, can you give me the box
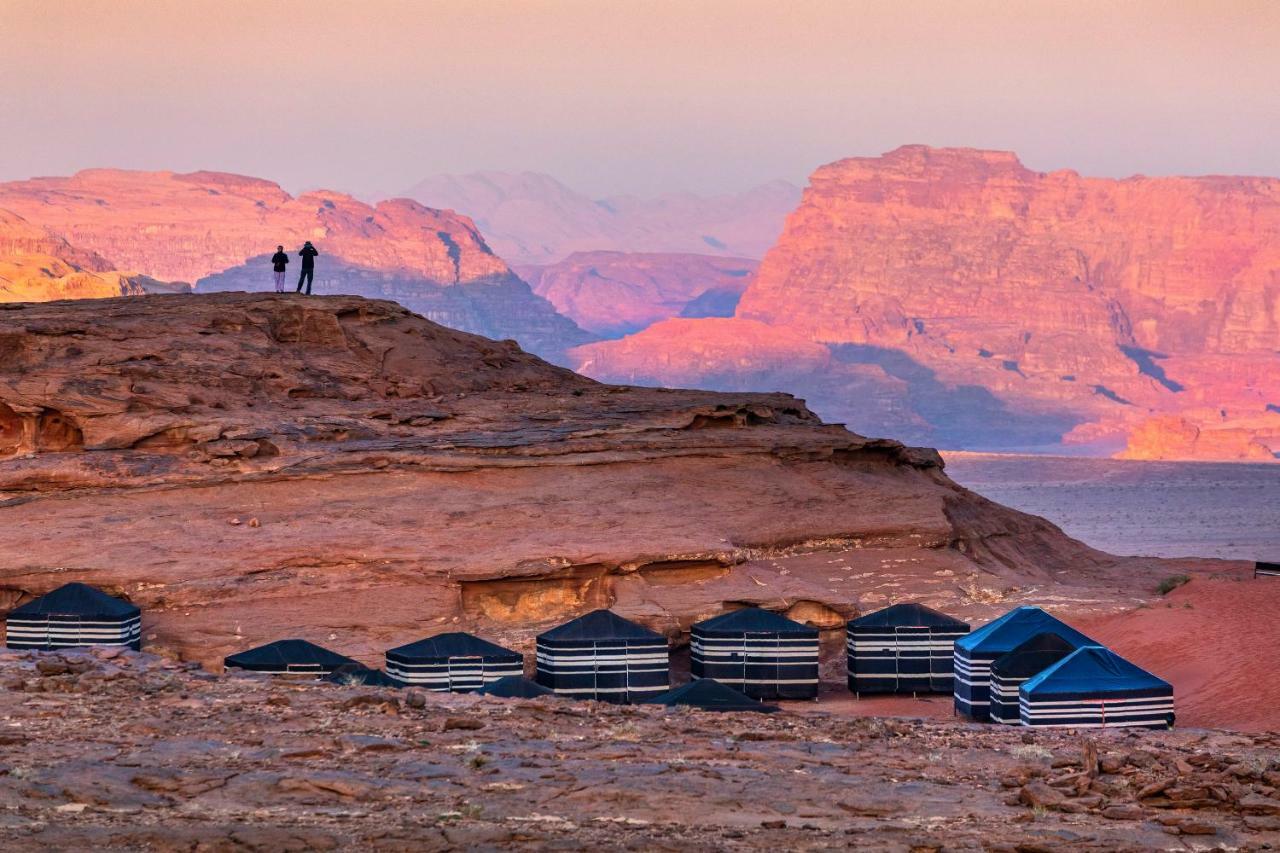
[691,607,819,699]
[953,606,1094,721]
[988,632,1081,724]
[846,603,969,695]
[5,582,141,651]
[1256,561,1280,578]
[476,675,557,699]
[535,609,669,703]
[645,678,779,713]
[224,639,356,675]
[1020,646,1175,729]
[385,632,522,692]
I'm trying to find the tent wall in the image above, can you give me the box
[1019,689,1175,729]
[691,630,819,700]
[385,654,523,692]
[5,614,142,651]
[534,638,669,703]
[952,647,999,720]
[1256,561,1280,578]
[847,624,966,695]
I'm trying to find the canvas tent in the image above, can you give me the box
[223,639,356,675]
[953,606,1094,721]
[987,632,1081,724]
[5,582,142,651]
[1020,646,1175,729]
[535,609,669,703]
[475,675,557,699]
[645,678,779,713]
[846,602,969,695]
[385,632,523,692]
[1256,561,1280,578]
[323,664,402,688]
[691,607,819,699]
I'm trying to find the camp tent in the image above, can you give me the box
[323,664,403,688]
[223,639,357,675]
[846,603,969,695]
[535,609,669,703]
[385,632,523,692]
[1256,561,1280,578]
[1020,646,1174,729]
[988,632,1081,724]
[691,607,819,700]
[5,582,141,651]
[953,606,1094,721]
[645,678,779,713]
[475,675,557,699]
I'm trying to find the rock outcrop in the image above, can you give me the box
[571,146,1280,459]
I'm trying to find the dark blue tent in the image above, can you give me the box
[475,675,557,699]
[691,607,818,699]
[1256,561,1280,578]
[535,609,669,703]
[846,603,969,695]
[5,582,141,651]
[1020,646,1174,729]
[224,639,357,676]
[385,632,522,692]
[953,606,1095,721]
[988,632,1081,724]
[645,678,779,713]
[323,664,402,688]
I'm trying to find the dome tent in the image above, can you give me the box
[385,632,523,692]
[1020,645,1174,729]
[987,632,1082,724]
[5,582,141,651]
[475,675,557,699]
[224,639,357,676]
[535,609,669,703]
[953,606,1094,721]
[645,678,780,713]
[691,607,819,700]
[846,602,969,695]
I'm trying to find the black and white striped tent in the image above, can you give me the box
[645,678,779,713]
[953,606,1095,721]
[691,607,819,699]
[476,675,557,699]
[1256,561,1280,578]
[846,603,969,695]
[385,632,523,692]
[535,609,669,703]
[223,639,357,675]
[987,632,1081,724]
[5,582,141,651]
[1020,645,1175,729]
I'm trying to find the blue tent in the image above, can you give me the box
[691,608,819,700]
[846,603,969,695]
[385,632,522,692]
[1020,646,1174,729]
[953,606,1094,721]
[6,582,142,651]
[988,632,1082,724]
[645,678,779,713]
[535,610,669,703]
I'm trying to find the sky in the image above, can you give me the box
[3,0,1278,198]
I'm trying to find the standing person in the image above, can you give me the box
[296,241,319,295]
[270,245,289,292]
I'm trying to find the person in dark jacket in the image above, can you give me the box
[270,245,289,292]
[296,241,319,294]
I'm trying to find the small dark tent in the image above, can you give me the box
[953,606,1095,721]
[475,675,557,699]
[5,582,141,651]
[1256,561,1280,578]
[535,609,669,703]
[223,639,357,676]
[385,632,523,692]
[645,678,779,713]
[987,632,1081,724]
[690,607,819,699]
[1020,646,1175,729]
[323,664,403,688]
[846,602,969,695]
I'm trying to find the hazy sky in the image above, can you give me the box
[3,0,1278,197]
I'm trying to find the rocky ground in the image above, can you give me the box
[1,647,1277,851]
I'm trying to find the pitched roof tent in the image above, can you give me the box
[386,632,522,659]
[849,602,968,630]
[6,582,142,651]
[385,631,523,692]
[847,602,969,696]
[646,678,780,713]
[1020,646,1174,729]
[9,582,140,619]
[693,607,816,636]
[691,607,819,700]
[988,632,1083,724]
[224,639,357,675]
[535,609,670,704]
[537,609,665,642]
[475,675,558,699]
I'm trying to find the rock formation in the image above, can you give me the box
[571,146,1280,460]
[403,170,800,264]
[516,251,756,337]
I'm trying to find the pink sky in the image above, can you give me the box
[4,0,1278,196]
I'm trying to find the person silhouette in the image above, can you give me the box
[270,245,289,292]
[296,241,319,295]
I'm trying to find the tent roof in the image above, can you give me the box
[990,632,1083,679]
[849,602,968,630]
[323,665,402,688]
[476,676,557,699]
[645,678,779,712]
[538,609,664,642]
[386,632,519,660]
[693,607,815,636]
[9,582,139,619]
[224,639,356,669]
[955,606,1094,654]
[1022,646,1172,696]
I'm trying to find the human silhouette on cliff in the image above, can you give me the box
[296,241,319,295]
[270,245,289,293]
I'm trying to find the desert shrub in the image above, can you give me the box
[1156,574,1191,595]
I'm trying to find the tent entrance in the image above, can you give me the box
[448,655,484,691]
[742,632,778,690]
